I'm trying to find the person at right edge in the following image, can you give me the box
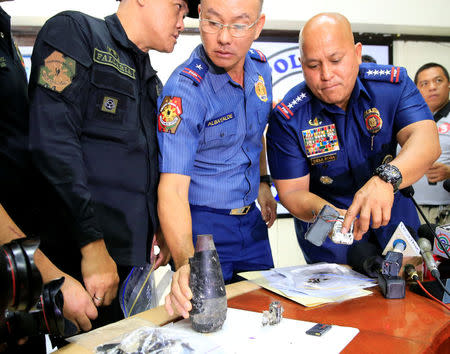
[27,0,198,332]
[267,13,440,264]
[412,63,450,225]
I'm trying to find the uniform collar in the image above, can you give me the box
[310,76,371,117]
[105,14,157,80]
[105,14,147,57]
[434,101,450,122]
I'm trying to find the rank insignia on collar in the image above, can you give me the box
[101,96,118,114]
[320,176,333,185]
[308,117,322,126]
[364,108,382,134]
[255,75,268,102]
[38,50,76,93]
[0,57,6,68]
[158,96,183,134]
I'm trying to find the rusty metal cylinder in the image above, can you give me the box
[189,234,227,333]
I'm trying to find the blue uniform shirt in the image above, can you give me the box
[158,45,272,208]
[267,63,433,263]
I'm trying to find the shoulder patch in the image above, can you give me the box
[158,96,183,134]
[275,90,310,120]
[359,64,403,84]
[180,58,208,85]
[38,50,76,93]
[248,48,267,62]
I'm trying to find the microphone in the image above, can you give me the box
[399,185,414,198]
[399,185,450,259]
[348,242,382,278]
[404,264,419,281]
[382,239,406,276]
[348,241,406,298]
[417,224,437,243]
[418,237,440,279]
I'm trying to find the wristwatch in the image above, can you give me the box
[374,164,402,193]
[260,174,272,187]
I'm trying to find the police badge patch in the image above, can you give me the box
[255,75,268,102]
[158,96,183,134]
[364,108,382,134]
[38,51,76,93]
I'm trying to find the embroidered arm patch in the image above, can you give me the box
[38,50,76,93]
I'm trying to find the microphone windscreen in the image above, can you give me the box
[418,237,432,253]
[417,224,436,243]
[399,185,415,198]
[348,242,380,275]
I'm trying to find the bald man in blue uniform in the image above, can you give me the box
[267,13,440,264]
[159,0,277,319]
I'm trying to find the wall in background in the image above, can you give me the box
[2,0,449,36]
[393,41,450,80]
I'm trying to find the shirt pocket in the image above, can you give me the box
[84,66,137,138]
[201,114,238,161]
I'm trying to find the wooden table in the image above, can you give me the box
[58,281,449,353]
[227,283,450,353]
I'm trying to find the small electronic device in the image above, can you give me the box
[305,323,332,337]
[330,215,354,245]
[304,205,340,246]
[305,205,354,246]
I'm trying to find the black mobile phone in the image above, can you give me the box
[305,323,332,337]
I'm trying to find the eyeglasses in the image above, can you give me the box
[199,17,259,38]
[418,77,446,89]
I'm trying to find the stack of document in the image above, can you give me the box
[239,263,377,307]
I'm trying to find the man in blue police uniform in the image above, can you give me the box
[267,13,440,264]
[159,0,277,319]
[0,0,98,337]
[28,0,198,329]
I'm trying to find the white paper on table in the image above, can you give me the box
[263,263,376,299]
[166,308,360,353]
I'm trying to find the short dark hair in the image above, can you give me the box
[414,62,449,84]
[361,55,376,63]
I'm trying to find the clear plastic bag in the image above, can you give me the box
[119,263,157,318]
[95,327,195,354]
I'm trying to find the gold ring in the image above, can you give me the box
[93,295,103,301]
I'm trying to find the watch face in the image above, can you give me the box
[375,164,402,191]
